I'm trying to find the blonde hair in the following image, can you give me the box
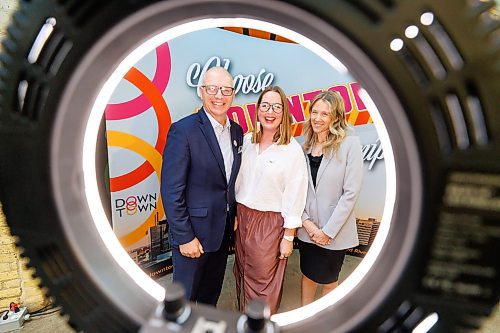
[251,86,293,145]
[303,90,348,155]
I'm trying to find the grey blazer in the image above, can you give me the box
[297,135,363,250]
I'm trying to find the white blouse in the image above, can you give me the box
[235,134,308,229]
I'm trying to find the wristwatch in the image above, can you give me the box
[283,235,294,242]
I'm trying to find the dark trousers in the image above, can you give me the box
[172,217,231,306]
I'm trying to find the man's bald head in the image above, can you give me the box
[201,67,233,87]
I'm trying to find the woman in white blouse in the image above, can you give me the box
[234,86,308,314]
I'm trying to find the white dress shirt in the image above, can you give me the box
[206,112,233,183]
[235,134,308,228]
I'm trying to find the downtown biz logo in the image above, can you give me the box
[114,193,158,217]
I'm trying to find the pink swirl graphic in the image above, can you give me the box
[105,43,171,120]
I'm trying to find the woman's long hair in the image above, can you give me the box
[251,86,293,145]
[303,90,348,156]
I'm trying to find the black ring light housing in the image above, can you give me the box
[0,1,498,332]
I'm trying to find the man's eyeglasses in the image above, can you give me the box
[202,85,235,96]
[259,102,284,113]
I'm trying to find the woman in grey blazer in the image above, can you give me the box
[297,90,363,305]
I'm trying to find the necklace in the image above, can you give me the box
[312,142,323,156]
[315,139,327,146]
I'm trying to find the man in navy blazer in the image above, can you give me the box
[161,67,243,305]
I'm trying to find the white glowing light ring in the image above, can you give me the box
[83,18,397,326]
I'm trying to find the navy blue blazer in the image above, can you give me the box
[161,108,244,252]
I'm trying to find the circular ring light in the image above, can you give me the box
[0,1,498,332]
[82,16,398,327]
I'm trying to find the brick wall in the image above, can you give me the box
[0,0,18,53]
[0,0,50,312]
[0,204,49,311]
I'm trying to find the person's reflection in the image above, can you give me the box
[233,86,308,314]
[161,67,243,305]
[297,91,363,305]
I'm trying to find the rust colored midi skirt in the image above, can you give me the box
[233,203,287,314]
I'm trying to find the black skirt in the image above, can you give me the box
[298,239,346,284]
